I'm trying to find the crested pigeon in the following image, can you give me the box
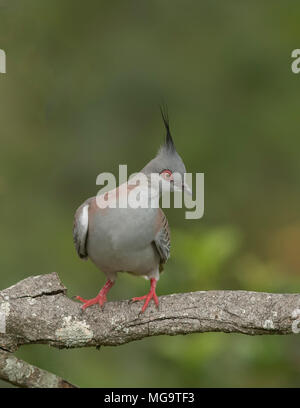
[73,108,191,313]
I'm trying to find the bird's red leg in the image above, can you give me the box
[76,279,114,310]
[131,278,159,313]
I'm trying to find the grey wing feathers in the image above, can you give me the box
[73,200,91,260]
[153,210,170,265]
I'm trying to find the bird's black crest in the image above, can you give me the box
[160,105,175,151]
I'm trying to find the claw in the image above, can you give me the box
[131,278,159,313]
[76,295,88,303]
[76,279,114,310]
[76,294,107,310]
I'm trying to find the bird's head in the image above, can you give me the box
[141,107,192,196]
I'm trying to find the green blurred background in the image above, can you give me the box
[1,0,300,387]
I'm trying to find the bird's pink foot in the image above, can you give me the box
[76,279,114,310]
[131,278,159,313]
[76,293,107,309]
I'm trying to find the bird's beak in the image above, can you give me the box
[182,181,192,196]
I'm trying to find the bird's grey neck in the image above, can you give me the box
[139,170,162,200]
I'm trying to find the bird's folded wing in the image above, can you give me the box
[73,198,92,260]
[153,209,170,265]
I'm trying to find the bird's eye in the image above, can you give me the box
[160,169,173,180]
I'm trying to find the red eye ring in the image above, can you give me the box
[161,169,172,176]
[160,169,173,180]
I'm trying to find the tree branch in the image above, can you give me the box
[1,273,300,354]
[0,350,77,388]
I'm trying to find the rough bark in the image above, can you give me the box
[0,350,77,388]
[1,272,300,355]
[1,272,300,388]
